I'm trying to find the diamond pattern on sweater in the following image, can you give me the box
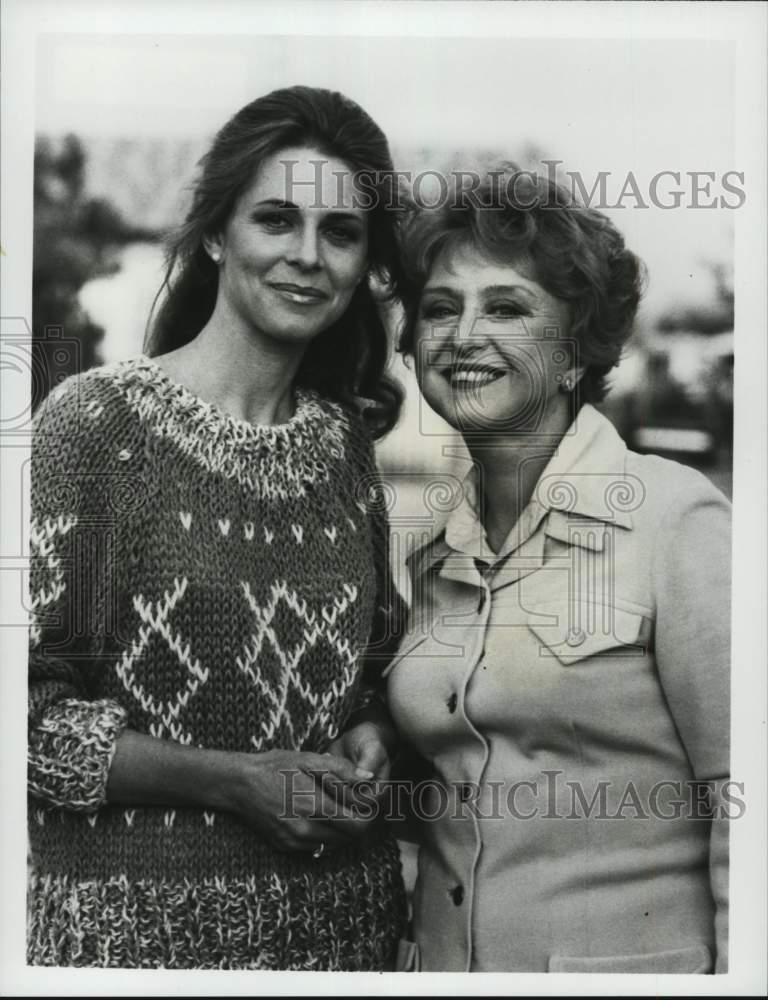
[29,515,78,648]
[115,576,210,744]
[237,579,358,750]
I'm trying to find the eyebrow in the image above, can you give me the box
[421,285,461,297]
[253,198,297,209]
[483,284,537,299]
[252,198,364,222]
[421,283,537,298]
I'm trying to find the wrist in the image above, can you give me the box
[106,731,248,813]
[206,749,252,814]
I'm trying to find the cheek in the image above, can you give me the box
[412,332,430,385]
[233,236,282,275]
[413,346,447,404]
[326,247,367,291]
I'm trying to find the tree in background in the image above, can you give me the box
[656,261,734,337]
[32,134,155,410]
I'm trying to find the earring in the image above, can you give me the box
[210,250,222,263]
[560,374,574,393]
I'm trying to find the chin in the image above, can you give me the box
[421,385,504,435]
[262,320,326,345]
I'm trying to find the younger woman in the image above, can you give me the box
[27,86,406,969]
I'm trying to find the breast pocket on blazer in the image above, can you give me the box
[526,599,647,664]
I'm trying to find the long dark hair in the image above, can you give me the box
[145,86,403,437]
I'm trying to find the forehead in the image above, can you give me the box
[241,145,365,214]
[425,241,542,295]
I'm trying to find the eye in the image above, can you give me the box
[484,300,529,319]
[255,211,294,232]
[420,301,459,321]
[323,223,363,246]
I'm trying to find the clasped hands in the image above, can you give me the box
[229,721,392,853]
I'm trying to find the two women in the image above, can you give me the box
[27,86,731,973]
[27,87,406,969]
[388,168,730,972]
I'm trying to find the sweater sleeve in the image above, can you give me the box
[348,426,407,714]
[652,472,731,972]
[28,376,128,812]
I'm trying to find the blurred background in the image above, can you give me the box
[33,33,734,553]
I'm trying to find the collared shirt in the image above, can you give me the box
[387,404,731,974]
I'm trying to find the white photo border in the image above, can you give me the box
[1,1,765,995]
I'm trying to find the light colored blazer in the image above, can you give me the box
[386,405,731,973]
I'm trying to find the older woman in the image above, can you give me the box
[387,167,731,973]
[27,86,407,969]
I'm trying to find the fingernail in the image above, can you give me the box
[355,767,374,779]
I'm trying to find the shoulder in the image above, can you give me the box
[622,452,731,593]
[33,360,142,443]
[31,361,151,509]
[624,448,731,528]
[318,394,378,470]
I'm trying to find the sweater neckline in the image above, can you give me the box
[110,355,349,497]
[134,354,316,440]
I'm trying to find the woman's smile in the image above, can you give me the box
[441,361,510,391]
[267,280,331,305]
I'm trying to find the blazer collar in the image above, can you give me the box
[533,404,639,530]
[407,406,639,585]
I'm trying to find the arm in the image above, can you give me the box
[106,730,373,852]
[652,477,731,972]
[28,377,129,812]
[331,449,407,781]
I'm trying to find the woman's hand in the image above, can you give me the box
[224,748,375,853]
[107,732,375,855]
[329,722,392,783]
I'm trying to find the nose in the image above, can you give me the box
[286,222,321,271]
[440,313,476,344]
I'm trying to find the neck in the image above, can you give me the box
[465,400,573,553]
[157,311,306,427]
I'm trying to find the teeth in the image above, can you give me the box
[276,287,323,303]
[449,368,505,384]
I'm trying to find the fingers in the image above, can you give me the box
[354,737,388,776]
[304,752,373,783]
[266,752,383,852]
[272,805,377,854]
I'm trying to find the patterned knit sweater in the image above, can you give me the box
[27,356,406,969]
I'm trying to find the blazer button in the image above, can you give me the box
[447,692,458,713]
[566,627,586,647]
[450,884,464,906]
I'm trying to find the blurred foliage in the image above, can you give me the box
[656,262,734,335]
[32,134,156,410]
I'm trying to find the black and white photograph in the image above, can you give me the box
[1,0,766,994]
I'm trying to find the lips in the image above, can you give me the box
[269,282,329,303]
[442,363,508,390]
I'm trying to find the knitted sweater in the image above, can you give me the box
[27,355,406,969]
